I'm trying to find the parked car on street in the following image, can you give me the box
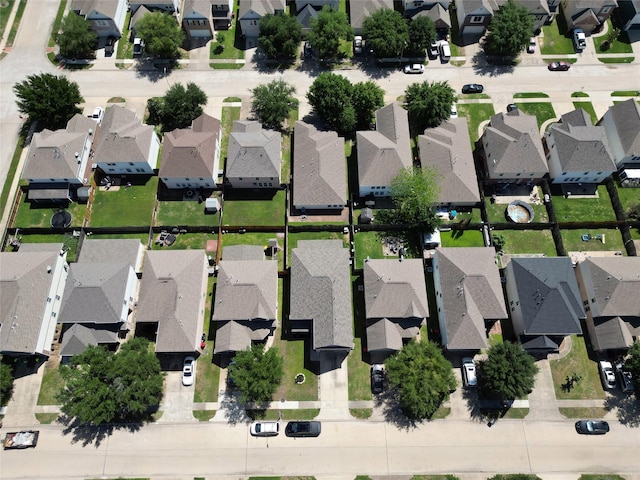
[548,61,571,71]
[182,356,195,386]
[285,421,321,437]
[575,420,609,435]
[403,63,424,74]
[461,357,477,387]
[573,28,586,52]
[3,431,39,449]
[250,421,280,437]
[461,84,483,94]
[371,364,384,394]
[598,360,617,390]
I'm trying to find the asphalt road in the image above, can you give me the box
[1,419,638,479]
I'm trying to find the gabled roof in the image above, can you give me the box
[59,324,118,357]
[78,238,144,273]
[290,240,353,350]
[0,248,64,355]
[227,121,281,180]
[93,105,157,165]
[213,319,273,354]
[160,113,221,179]
[60,262,131,324]
[213,259,278,321]
[135,250,208,353]
[293,121,347,208]
[357,103,412,188]
[411,3,452,28]
[508,257,585,335]
[435,247,508,350]
[419,117,480,205]
[599,99,640,160]
[71,0,121,18]
[366,318,420,352]
[183,0,213,17]
[297,3,319,27]
[22,114,95,181]
[578,256,640,318]
[350,0,394,30]
[482,110,547,177]
[592,315,640,351]
[239,0,285,18]
[364,259,428,320]
[547,108,616,172]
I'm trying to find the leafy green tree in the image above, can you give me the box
[492,233,506,252]
[385,340,456,419]
[351,81,385,130]
[376,167,440,234]
[483,0,533,57]
[362,8,409,58]
[13,73,83,131]
[0,362,14,405]
[405,80,456,132]
[251,79,298,131]
[478,341,538,401]
[258,12,302,60]
[625,202,640,220]
[159,82,208,132]
[624,342,640,394]
[135,12,184,58]
[307,6,353,60]
[58,338,163,425]
[307,72,356,132]
[228,344,283,404]
[56,12,97,59]
[407,16,436,56]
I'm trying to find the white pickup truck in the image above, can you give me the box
[3,430,39,449]
[573,29,586,51]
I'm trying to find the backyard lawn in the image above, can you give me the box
[353,231,386,269]
[456,103,496,143]
[220,232,284,270]
[287,231,349,266]
[439,228,485,248]
[550,335,605,400]
[497,229,557,257]
[150,233,214,251]
[13,200,86,229]
[484,197,549,224]
[560,228,625,253]
[552,185,616,222]
[90,177,158,227]
[14,233,80,261]
[155,199,220,227]
[514,102,557,130]
[616,181,640,212]
[222,189,286,226]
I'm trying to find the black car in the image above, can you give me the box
[575,420,610,435]
[285,421,321,437]
[371,364,384,394]
[105,36,116,56]
[507,104,519,113]
[462,84,484,94]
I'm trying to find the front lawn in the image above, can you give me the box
[560,228,625,253]
[572,101,598,125]
[553,185,616,222]
[0,0,15,38]
[514,102,557,130]
[13,201,86,229]
[550,335,605,400]
[540,12,575,55]
[593,20,633,54]
[513,92,549,99]
[271,337,318,401]
[90,177,158,227]
[209,1,244,61]
[439,228,485,247]
[194,341,219,403]
[222,189,286,226]
[155,199,219,227]
[456,103,496,143]
[348,337,372,401]
[497,229,557,256]
[38,363,64,405]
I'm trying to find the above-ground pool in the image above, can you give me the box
[506,200,534,223]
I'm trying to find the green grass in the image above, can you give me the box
[16,233,80,261]
[456,103,496,143]
[571,92,589,98]
[443,209,482,224]
[594,20,633,53]
[86,233,149,243]
[271,337,318,401]
[221,106,241,167]
[411,476,460,480]
[353,231,385,269]
[616,181,640,212]
[257,409,320,421]
[13,201,86,229]
[350,408,372,419]
[116,11,133,60]
[499,229,557,256]
[210,63,244,69]
[194,345,219,403]
[572,102,598,125]
[550,335,605,400]
[281,105,299,181]
[4,0,24,47]
[89,177,158,227]
[430,407,451,419]
[439,228,485,248]
[48,0,67,48]
[209,2,244,61]
[35,413,59,424]
[579,475,625,480]
[150,233,213,251]
[155,199,219,227]
[0,136,24,219]
[540,10,575,55]
[460,93,490,100]
[514,102,556,130]
[192,410,216,421]
[222,190,286,226]
[224,97,241,102]
[611,90,640,97]
[347,338,372,401]
[553,185,616,222]
[484,197,549,224]
[559,407,608,418]
[513,92,549,99]
[599,57,634,64]
[560,229,625,253]
[37,363,64,405]
[221,232,284,270]
[0,0,15,38]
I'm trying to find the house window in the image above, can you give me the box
[51,312,57,318]
[471,16,484,23]
[239,177,243,180]
[55,295,61,300]
[47,297,52,303]
[250,20,257,25]
[126,168,132,172]
[601,6,612,13]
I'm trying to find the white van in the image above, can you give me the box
[439,41,451,62]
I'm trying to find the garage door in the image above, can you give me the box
[463,25,485,34]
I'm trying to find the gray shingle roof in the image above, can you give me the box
[183,0,213,17]
[600,98,640,161]
[290,240,353,350]
[239,0,285,18]
[507,257,585,335]
[435,247,508,350]
[227,121,281,181]
[135,250,208,353]
[71,0,120,17]
[78,238,144,273]
[350,0,394,29]
[59,323,118,357]
[411,3,452,28]
[222,245,265,261]
[366,318,404,352]
[213,320,273,354]
[592,315,639,351]
[419,117,480,205]
[293,121,347,208]
[159,113,221,179]
[357,103,412,189]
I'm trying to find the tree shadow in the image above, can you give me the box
[217,391,251,426]
[133,59,177,83]
[470,49,516,77]
[604,394,640,428]
[58,414,143,447]
[375,389,422,431]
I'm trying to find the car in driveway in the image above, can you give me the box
[573,28,586,52]
[371,364,384,394]
[461,357,477,387]
[133,37,144,57]
[403,63,424,74]
[450,103,458,118]
[303,41,312,58]
[527,37,536,53]
[250,421,280,437]
[105,36,116,56]
[182,356,195,386]
[548,61,571,71]
[506,103,518,113]
[575,420,610,435]
[285,421,321,437]
[353,36,363,55]
[616,363,634,393]
[428,42,439,59]
[461,84,483,94]
[90,106,104,124]
[599,360,617,390]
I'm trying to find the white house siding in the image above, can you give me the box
[431,254,449,347]
[38,253,69,355]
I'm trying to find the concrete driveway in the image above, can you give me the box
[158,370,198,423]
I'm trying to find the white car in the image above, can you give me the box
[182,356,195,386]
[250,421,280,437]
[133,37,144,56]
[403,63,424,74]
[598,360,616,390]
[573,29,586,51]
[527,37,536,53]
[90,106,104,124]
[353,36,363,55]
[450,103,458,118]
[462,357,477,387]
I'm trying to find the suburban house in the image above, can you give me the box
[364,259,429,361]
[226,120,281,189]
[479,110,548,186]
[295,0,339,10]
[456,0,550,39]
[618,0,640,31]
[357,103,412,198]
[92,105,160,175]
[21,114,97,203]
[0,244,68,358]
[212,245,278,355]
[597,99,640,168]
[547,0,561,22]
[419,117,480,208]
[406,2,452,37]
[432,247,508,351]
[211,0,234,30]
[561,0,618,34]
[135,249,209,360]
[70,0,128,39]
[159,113,222,190]
[295,1,340,32]
[544,108,616,185]
[128,0,180,14]
[296,4,320,32]
[289,240,353,356]
[58,239,144,360]
[575,256,640,352]
[181,0,215,43]
[238,0,285,39]
[504,257,585,351]
[292,121,347,212]
[350,0,394,34]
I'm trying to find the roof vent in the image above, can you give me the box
[47,265,52,273]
